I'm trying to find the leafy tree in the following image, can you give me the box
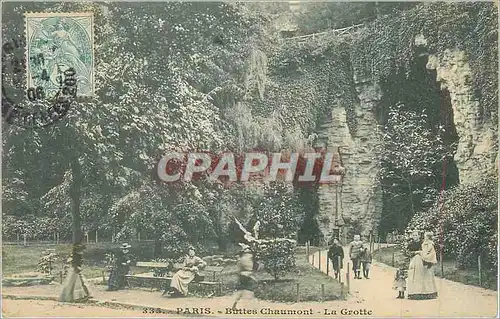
[376,103,454,229]
[2,176,30,217]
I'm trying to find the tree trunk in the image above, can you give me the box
[216,235,228,252]
[60,156,84,301]
[407,179,415,215]
[153,239,162,258]
[215,216,228,252]
[69,157,83,245]
[210,208,227,252]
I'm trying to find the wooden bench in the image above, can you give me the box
[125,263,225,295]
[192,265,225,296]
[125,261,171,291]
[198,265,225,282]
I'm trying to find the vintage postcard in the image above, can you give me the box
[2,1,498,318]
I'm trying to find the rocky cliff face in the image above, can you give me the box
[426,49,498,184]
[314,48,497,242]
[314,75,383,243]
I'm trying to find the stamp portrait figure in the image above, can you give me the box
[25,12,94,97]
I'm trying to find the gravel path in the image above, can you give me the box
[309,248,498,317]
[2,299,155,317]
[2,283,363,318]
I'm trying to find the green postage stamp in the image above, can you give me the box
[25,12,94,98]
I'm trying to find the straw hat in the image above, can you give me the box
[239,243,251,252]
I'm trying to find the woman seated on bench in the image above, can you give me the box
[164,246,206,297]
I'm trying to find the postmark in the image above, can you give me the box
[25,12,94,98]
[2,36,77,128]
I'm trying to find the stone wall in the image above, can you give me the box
[426,50,498,184]
[314,76,383,243]
[314,107,353,243]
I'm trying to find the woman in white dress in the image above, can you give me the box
[407,231,438,299]
[165,246,207,297]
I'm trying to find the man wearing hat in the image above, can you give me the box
[107,243,132,291]
[232,243,256,309]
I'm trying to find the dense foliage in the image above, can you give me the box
[377,102,455,230]
[406,177,497,270]
[2,2,293,249]
[251,182,301,239]
[251,238,297,280]
[295,2,419,34]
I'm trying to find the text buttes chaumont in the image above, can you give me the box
[225,308,374,315]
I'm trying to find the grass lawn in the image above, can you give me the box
[210,250,342,302]
[255,253,343,302]
[2,243,144,280]
[373,246,497,291]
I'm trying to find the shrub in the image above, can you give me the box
[406,177,497,270]
[150,258,174,277]
[103,252,116,272]
[251,238,297,280]
[37,250,59,274]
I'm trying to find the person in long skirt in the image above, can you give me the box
[407,231,438,299]
[59,244,90,302]
[107,243,132,291]
[328,238,344,279]
[232,243,256,309]
[164,246,207,297]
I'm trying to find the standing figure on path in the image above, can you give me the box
[360,246,372,279]
[59,244,90,302]
[406,231,438,299]
[327,238,344,279]
[232,243,256,309]
[107,243,132,291]
[349,234,363,279]
[393,267,407,299]
[164,246,207,297]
